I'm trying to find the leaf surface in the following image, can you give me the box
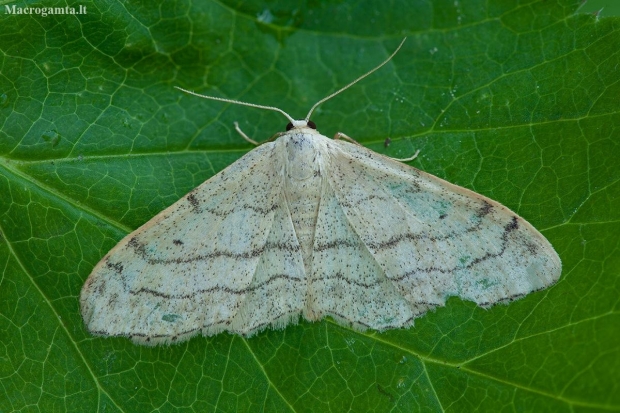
[1,0,619,411]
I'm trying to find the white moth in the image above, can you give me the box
[80,39,561,345]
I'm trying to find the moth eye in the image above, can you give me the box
[307,120,317,129]
[286,122,294,131]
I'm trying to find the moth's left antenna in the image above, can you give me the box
[174,87,296,124]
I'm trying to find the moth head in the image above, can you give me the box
[286,120,317,131]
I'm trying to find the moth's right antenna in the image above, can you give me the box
[304,38,407,122]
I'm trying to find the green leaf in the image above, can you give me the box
[1,0,619,411]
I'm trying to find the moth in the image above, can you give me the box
[81,39,561,345]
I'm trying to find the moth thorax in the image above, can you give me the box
[284,132,322,180]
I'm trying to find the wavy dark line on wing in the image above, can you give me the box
[314,216,522,286]
[338,180,422,209]
[314,201,493,253]
[187,199,280,217]
[129,272,302,299]
[392,215,521,281]
[127,238,301,264]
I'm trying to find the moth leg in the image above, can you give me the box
[334,132,363,146]
[266,132,286,142]
[234,122,286,146]
[391,149,420,162]
[335,132,420,162]
[234,122,260,146]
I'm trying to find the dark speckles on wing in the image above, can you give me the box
[338,193,380,209]
[477,201,493,218]
[186,193,200,212]
[506,215,519,231]
[195,202,280,218]
[241,203,280,215]
[105,261,124,275]
[127,236,144,254]
[314,238,359,253]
